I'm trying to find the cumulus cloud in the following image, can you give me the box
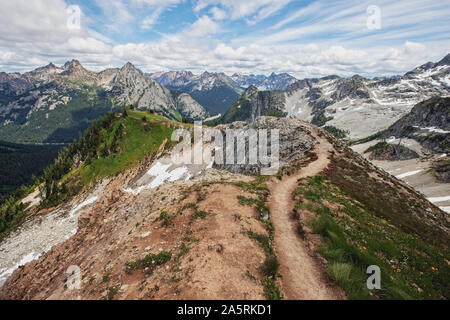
[0,0,448,79]
[185,16,220,38]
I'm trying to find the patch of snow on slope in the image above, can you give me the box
[427,196,450,203]
[439,206,450,213]
[0,196,99,287]
[124,162,190,195]
[69,196,98,218]
[0,252,41,286]
[395,170,424,179]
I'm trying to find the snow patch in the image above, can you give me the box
[69,197,98,218]
[395,169,424,179]
[124,161,189,195]
[427,196,450,203]
[0,252,41,286]
[439,206,450,213]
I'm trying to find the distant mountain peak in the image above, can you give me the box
[45,62,57,69]
[437,53,450,66]
[63,59,82,70]
[243,85,259,97]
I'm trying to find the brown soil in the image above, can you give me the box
[267,131,346,300]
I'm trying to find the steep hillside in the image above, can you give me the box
[151,71,242,116]
[380,97,450,154]
[0,116,448,300]
[222,86,287,123]
[174,93,209,121]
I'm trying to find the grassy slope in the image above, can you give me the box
[293,137,449,300]
[77,110,176,184]
[1,110,178,239]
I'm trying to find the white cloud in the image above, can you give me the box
[195,0,293,23]
[0,0,449,80]
[141,7,164,30]
[185,16,220,38]
[210,7,227,21]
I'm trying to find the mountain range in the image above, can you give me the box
[1,54,449,145]
[223,53,450,139]
[0,61,206,143]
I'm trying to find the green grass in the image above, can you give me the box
[190,210,209,223]
[237,195,270,217]
[126,251,172,271]
[79,111,175,184]
[295,175,450,300]
[263,276,283,300]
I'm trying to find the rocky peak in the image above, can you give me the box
[60,60,97,81]
[243,85,259,98]
[63,59,82,71]
[121,62,141,74]
[436,53,450,67]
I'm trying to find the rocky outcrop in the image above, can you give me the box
[105,62,177,117]
[381,97,450,153]
[365,142,419,161]
[222,86,286,123]
[216,117,316,175]
[175,93,209,120]
[432,159,450,183]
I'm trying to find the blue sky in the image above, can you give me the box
[0,0,449,78]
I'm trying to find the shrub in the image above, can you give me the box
[263,277,283,300]
[127,251,172,270]
[263,254,280,277]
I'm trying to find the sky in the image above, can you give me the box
[0,0,449,78]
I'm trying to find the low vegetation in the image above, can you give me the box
[311,111,333,127]
[126,251,172,271]
[323,126,349,139]
[39,109,176,207]
[294,174,449,299]
[347,130,385,146]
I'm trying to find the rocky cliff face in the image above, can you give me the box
[222,86,286,123]
[381,97,450,154]
[105,63,177,115]
[175,93,209,120]
[216,117,316,175]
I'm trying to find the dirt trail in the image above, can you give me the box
[267,132,346,300]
